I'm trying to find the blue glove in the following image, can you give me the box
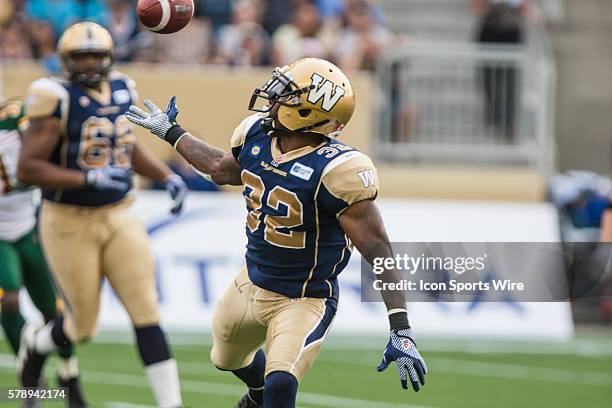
[377,329,427,392]
[164,174,187,215]
[126,97,180,142]
[85,166,131,193]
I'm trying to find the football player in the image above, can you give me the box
[16,22,187,408]
[0,98,87,407]
[128,58,427,408]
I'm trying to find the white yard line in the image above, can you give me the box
[2,349,611,389]
[91,331,612,357]
[178,354,612,388]
[428,358,612,387]
[0,357,435,408]
[314,353,612,387]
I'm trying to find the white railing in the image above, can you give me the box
[373,23,556,175]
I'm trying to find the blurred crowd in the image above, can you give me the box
[0,0,400,72]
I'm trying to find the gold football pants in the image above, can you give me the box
[39,199,159,342]
[211,267,337,382]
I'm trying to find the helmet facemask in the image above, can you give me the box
[248,67,314,115]
[64,50,112,89]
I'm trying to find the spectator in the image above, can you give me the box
[214,0,269,66]
[25,0,109,39]
[472,0,539,140]
[149,17,213,64]
[335,0,396,71]
[271,2,327,67]
[28,19,62,73]
[195,0,232,32]
[1,20,33,59]
[261,0,294,35]
[0,0,14,25]
[316,0,384,24]
[107,0,151,62]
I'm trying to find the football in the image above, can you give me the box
[136,0,194,34]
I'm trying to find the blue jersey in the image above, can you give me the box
[25,72,137,207]
[231,115,379,299]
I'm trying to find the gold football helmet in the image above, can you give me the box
[57,22,113,88]
[249,58,355,138]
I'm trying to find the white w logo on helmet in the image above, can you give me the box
[307,73,345,112]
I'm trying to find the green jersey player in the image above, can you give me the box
[0,99,87,407]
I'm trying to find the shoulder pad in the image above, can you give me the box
[321,150,379,206]
[25,78,69,119]
[109,70,138,102]
[231,114,263,149]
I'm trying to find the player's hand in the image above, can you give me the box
[164,174,188,215]
[377,329,427,391]
[126,97,180,141]
[85,166,131,193]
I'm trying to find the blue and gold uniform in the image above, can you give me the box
[26,72,137,206]
[24,71,159,342]
[232,115,378,299]
[212,112,378,382]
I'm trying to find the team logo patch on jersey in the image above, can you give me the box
[79,96,90,108]
[290,162,314,181]
[250,145,262,157]
[112,89,131,105]
[357,169,375,188]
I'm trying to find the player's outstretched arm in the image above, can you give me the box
[339,199,427,392]
[126,97,242,186]
[175,134,242,186]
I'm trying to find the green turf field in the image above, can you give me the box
[1,331,611,408]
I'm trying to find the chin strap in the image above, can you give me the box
[262,117,331,136]
[74,73,105,89]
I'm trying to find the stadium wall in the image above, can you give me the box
[2,61,546,201]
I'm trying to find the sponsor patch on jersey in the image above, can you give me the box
[96,106,120,116]
[260,161,288,177]
[79,96,90,108]
[112,89,131,105]
[290,162,314,181]
[250,144,262,157]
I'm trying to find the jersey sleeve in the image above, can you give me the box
[319,151,379,215]
[231,114,261,162]
[25,78,68,121]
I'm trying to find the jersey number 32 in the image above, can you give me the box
[242,169,306,249]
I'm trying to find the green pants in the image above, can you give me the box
[0,228,58,352]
